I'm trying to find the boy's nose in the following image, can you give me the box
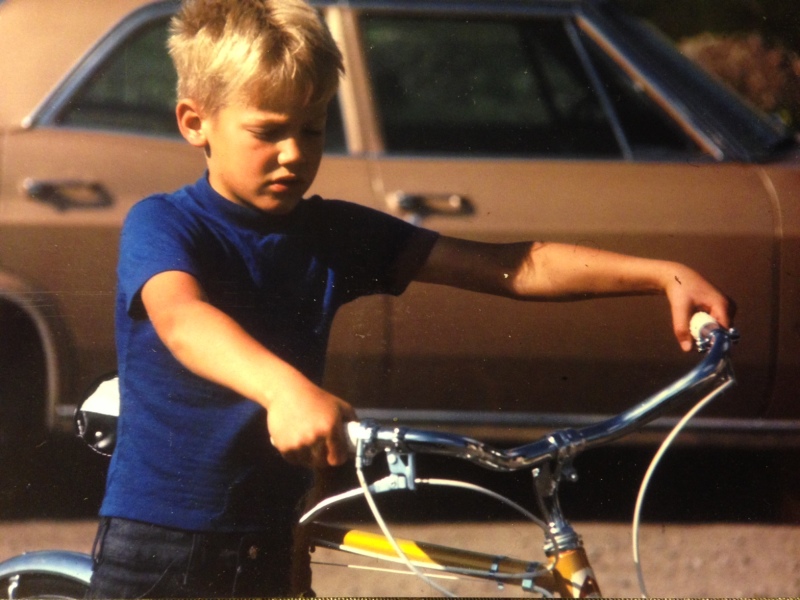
[278,137,304,165]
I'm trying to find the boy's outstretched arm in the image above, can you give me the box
[140,270,355,468]
[414,237,734,352]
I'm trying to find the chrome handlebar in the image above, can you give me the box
[346,314,738,473]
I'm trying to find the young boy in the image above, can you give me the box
[88,0,733,597]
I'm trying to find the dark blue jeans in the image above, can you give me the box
[87,517,298,598]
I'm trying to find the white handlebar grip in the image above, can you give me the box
[345,421,363,452]
[689,311,719,342]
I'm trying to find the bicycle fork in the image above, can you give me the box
[533,461,602,598]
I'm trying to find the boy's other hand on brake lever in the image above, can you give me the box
[266,382,356,469]
[662,263,735,352]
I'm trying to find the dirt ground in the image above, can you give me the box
[1,519,798,597]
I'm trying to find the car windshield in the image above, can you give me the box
[589,3,795,161]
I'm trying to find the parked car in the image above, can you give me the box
[1,0,798,448]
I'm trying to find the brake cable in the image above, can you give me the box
[632,378,735,598]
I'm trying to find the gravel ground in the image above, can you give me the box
[1,519,797,597]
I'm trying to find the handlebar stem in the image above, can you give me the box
[533,462,582,555]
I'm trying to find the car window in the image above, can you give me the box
[361,13,701,159]
[57,18,178,137]
[361,14,619,157]
[55,16,346,152]
[579,31,704,160]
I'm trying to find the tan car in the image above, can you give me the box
[1,0,798,447]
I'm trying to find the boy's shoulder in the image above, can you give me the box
[121,184,213,248]
[125,191,188,228]
[127,179,212,223]
[141,180,198,209]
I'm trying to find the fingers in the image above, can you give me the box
[325,423,350,467]
[287,432,347,468]
[670,300,694,353]
[270,401,356,468]
[281,439,330,468]
[712,295,736,329]
[662,263,736,353]
[324,404,358,467]
[341,402,358,422]
[670,289,735,353]
[323,401,357,466]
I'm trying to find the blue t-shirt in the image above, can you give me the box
[101,175,438,532]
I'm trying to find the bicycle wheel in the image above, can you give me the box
[1,573,89,599]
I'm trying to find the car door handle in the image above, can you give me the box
[23,178,113,211]
[387,191,474,222]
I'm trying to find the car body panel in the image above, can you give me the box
[1,127,204,394]
[367,158,776,419]
[761,158,800,420]
[1,0,798,444]
[1,122,384,396]
[0,0,150,127]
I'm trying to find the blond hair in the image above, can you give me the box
[168,0,343,114]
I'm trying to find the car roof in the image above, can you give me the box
[0,0,158,128]
[0,0,591,130]
[1,0,793,161]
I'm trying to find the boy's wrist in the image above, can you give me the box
[256,361,317,412]
[649,259,685,295]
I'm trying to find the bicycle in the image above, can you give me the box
[0,313,737,598]
[299,312,738,597]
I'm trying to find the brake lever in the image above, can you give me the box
[298,448,417,525]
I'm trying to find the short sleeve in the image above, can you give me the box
[118,196,202,317]
[312,199,439,299]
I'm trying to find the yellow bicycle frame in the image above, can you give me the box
[309,523,602,597]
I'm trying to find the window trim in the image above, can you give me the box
[24,1,180,130]
[565,19,632,160]
[574,13,723,161]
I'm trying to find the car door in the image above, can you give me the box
[0,3,379,401]
[342,7,776,424]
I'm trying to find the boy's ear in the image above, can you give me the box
[176,99,209,149]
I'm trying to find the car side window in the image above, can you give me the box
[361,13,701,159]
[361,14,620,157]
[55,16,346,152]
[57,18,178,137]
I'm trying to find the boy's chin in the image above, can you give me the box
[246,194,302,215]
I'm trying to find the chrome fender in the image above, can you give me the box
[0,551,92,585]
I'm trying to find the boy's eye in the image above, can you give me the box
[302,127,324,137]
[248,125,323,141]
[302,117,327,137]
[251,128,281,141]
